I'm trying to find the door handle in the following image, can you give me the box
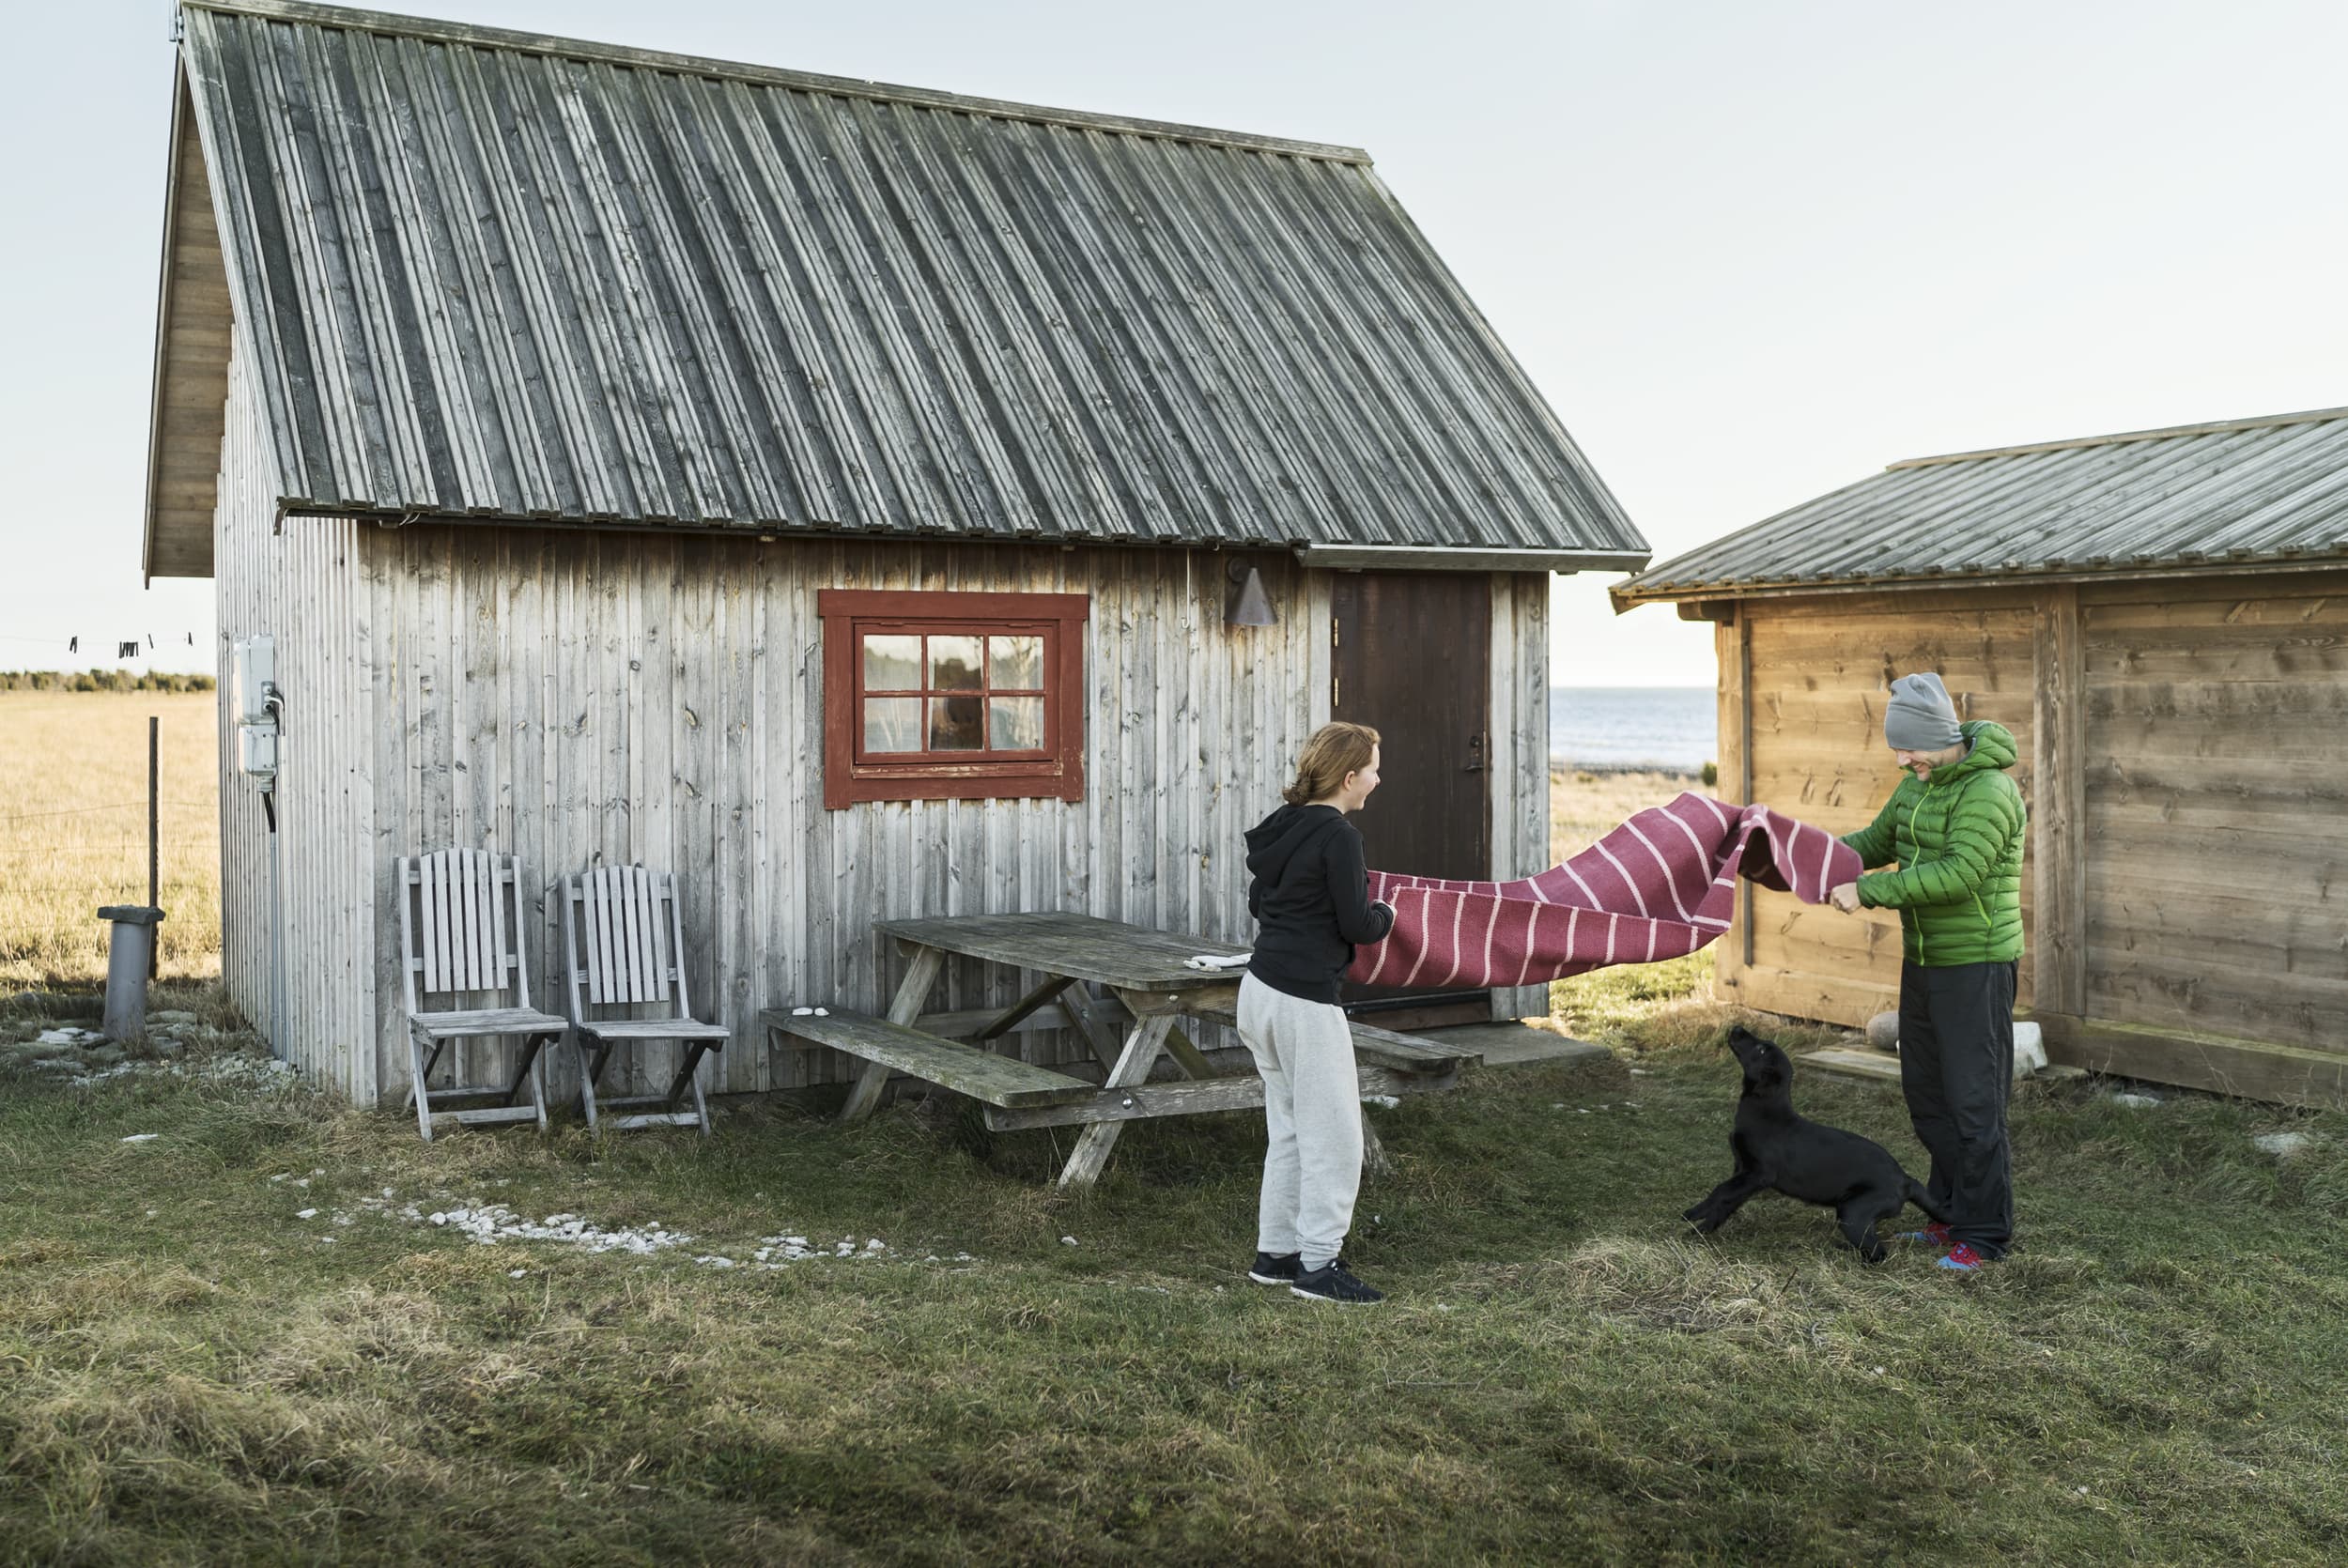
[1463,730,1486,773]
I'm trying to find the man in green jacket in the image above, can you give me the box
[1828,672,2027,1272]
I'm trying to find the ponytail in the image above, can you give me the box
[1283,721,1381,807]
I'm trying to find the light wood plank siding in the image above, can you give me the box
[2079,576,2348,1054]
[212,327,377,1099]
[1716,592,2040,1027]
[349,531,1466,1107]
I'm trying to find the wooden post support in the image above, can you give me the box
[147,715,160,980]
[1057,1010,1177,1187]
[2031,586,2086,1017]
[842,945,945,1123]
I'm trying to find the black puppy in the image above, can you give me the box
[1683,1025,1948,1263]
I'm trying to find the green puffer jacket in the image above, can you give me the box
[1840,720,2028,966]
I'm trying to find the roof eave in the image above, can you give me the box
[1295,543,1650,574]
[1610,551,2348,611]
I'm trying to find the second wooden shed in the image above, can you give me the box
[1614,406,2348,1107]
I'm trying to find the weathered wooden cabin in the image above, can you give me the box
[144,0,1648,1106]
[1614,407,2348,1106]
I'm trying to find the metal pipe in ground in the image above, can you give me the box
[99,905,165,1042]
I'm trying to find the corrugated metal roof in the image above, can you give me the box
[1614,406,2348,603]
[172,0,1645,560]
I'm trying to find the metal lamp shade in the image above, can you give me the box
[1226,562,1277,627]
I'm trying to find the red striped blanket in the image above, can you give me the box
[1348,792,1860,990]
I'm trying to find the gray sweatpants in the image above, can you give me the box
[1237,972,1363,1268]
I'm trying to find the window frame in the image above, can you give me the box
[818,589,1089,808]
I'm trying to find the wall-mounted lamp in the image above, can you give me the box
[1225,558,1277,627]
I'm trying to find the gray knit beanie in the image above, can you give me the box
[1884,672,1964,751]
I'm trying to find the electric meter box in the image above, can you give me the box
[240,724,279,779]
[233,635,276,725]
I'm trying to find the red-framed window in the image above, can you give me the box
[817,590,1089,807]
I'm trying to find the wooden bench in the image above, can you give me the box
[763,1008,1097,1113]
[1184,1001,1483,1076]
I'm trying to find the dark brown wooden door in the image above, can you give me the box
[1330,573,1492,1022]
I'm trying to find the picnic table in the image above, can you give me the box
[762,912,1479,1187]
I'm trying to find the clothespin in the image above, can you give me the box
[68,636,77,653]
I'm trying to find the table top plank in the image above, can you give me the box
[874,912,1249,993]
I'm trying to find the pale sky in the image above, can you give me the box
[6,1,2345,684]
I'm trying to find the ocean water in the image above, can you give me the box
[1550,686,1715,771]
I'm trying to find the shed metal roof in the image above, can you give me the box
[149,0,1645,573]
[1612,406,2348,607]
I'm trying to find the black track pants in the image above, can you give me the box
[1897,959,2017,1258]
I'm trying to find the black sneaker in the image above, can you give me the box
[1290,1258,1384,1304]
[1247,1252,1302,1285]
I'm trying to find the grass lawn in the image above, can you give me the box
[4,982,2344,1565]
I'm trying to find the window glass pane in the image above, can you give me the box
[989,696,1044,751]
[862,635,921,692]
[863,697,921,753]
[988,634,1043,690]
[930,695,984,750]
[929,636,982,691]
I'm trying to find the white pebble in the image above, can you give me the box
[295,1208,318,1221]
[790,1007,814,1016]
[813,1007,828,1016]
[509,1268,527,1279]
[1060,1235,1078,1246]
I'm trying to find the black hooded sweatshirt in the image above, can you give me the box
[1244,804,1395,1005]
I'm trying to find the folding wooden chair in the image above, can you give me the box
[560,865,730,1135]
[395,849,567,1141]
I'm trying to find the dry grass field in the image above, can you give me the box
[0,691,223,986]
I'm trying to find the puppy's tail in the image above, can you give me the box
[1903,1176,1952,1225]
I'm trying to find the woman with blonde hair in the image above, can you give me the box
[1238,721,1394,1304]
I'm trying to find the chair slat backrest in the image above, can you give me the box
[399,849,533,1015]
[562,865,695,1024]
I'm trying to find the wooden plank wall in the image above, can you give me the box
[2079,575,2348,1056]
[1714,591,2041,1027]
[211,329,378,1099]
[348,529,1368,1107]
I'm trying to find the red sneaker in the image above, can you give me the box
[1936,1242,1990,1273]
[1897,1222,1953,1246]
